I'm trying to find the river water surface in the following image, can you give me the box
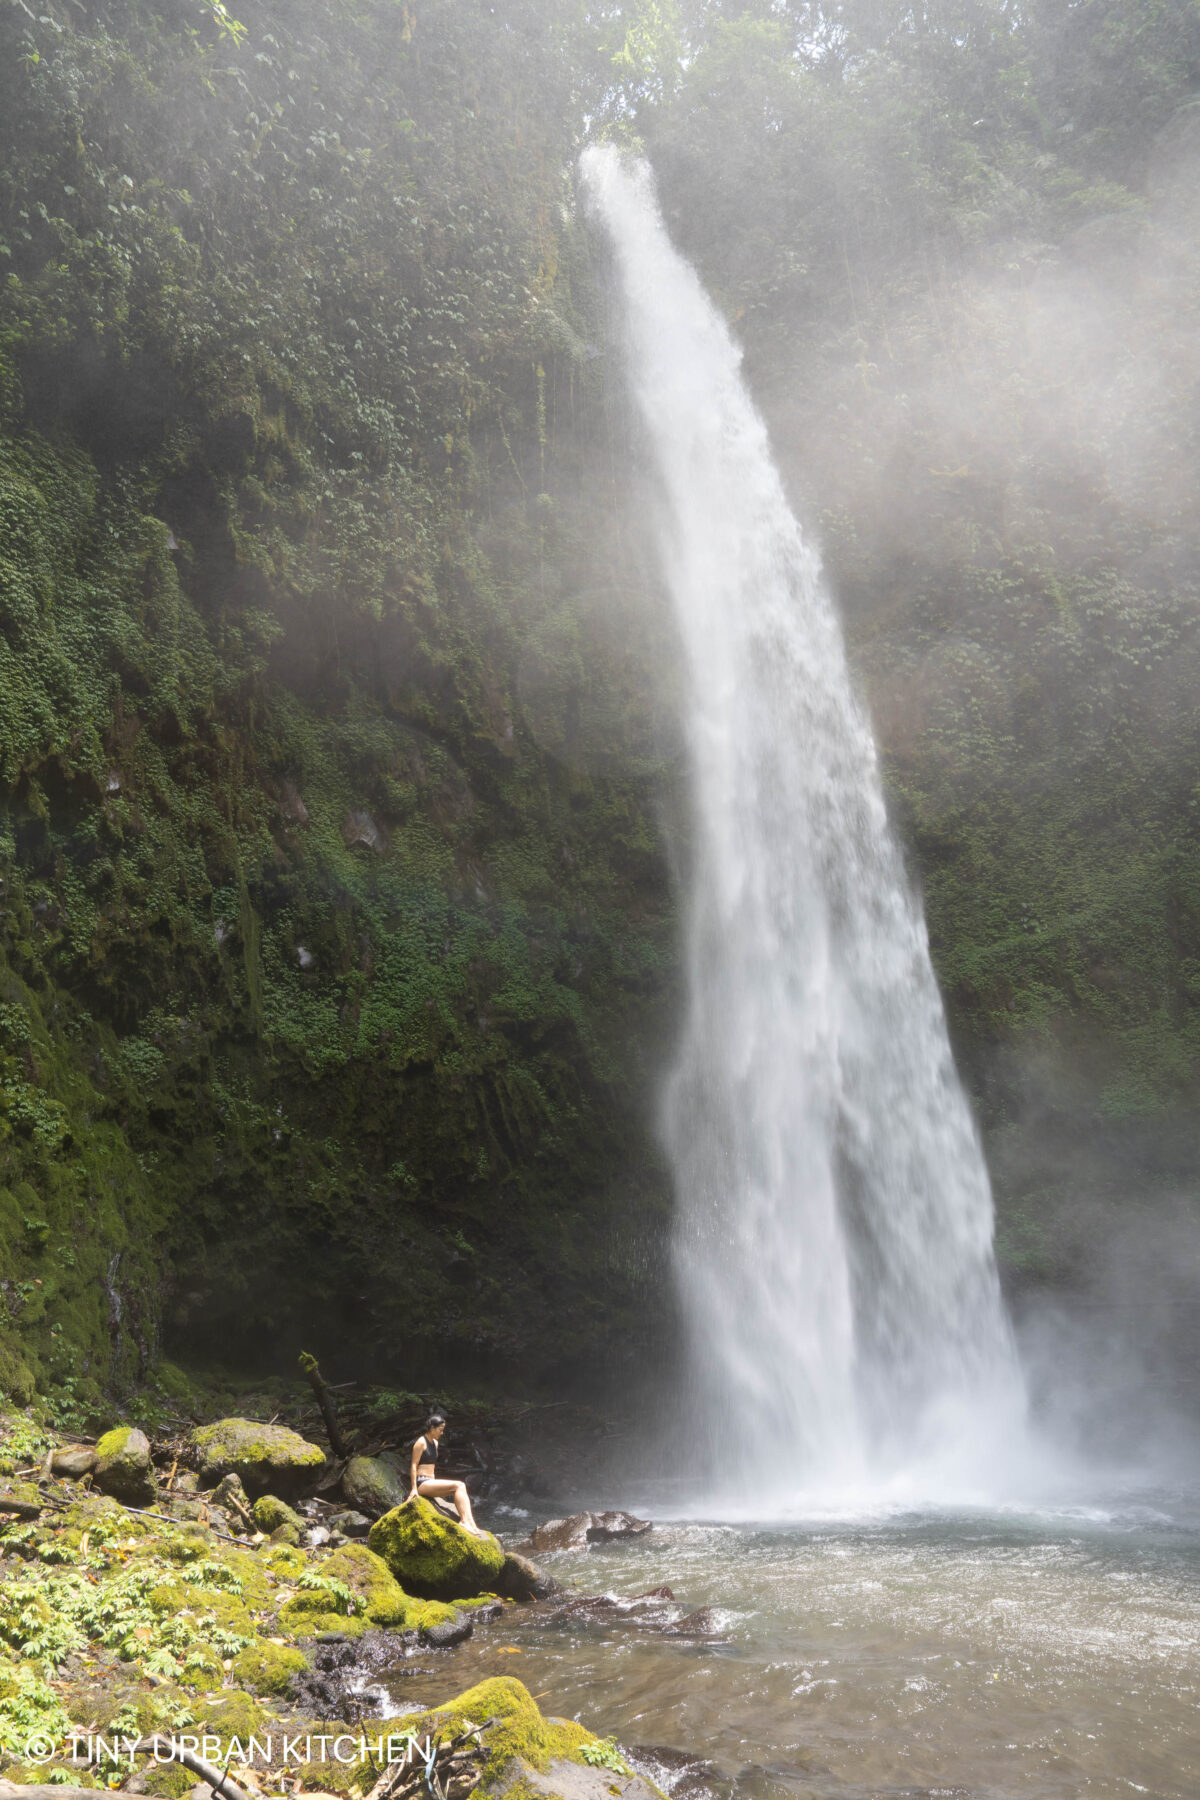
[381,1494,1200,1800]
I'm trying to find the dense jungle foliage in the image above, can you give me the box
[2,0,1200,1413]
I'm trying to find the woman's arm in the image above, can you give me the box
[407,1436,424,1502]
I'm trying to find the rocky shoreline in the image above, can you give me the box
[0,1399,716,1800]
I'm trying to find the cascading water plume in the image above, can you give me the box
[581,145,1027,1510]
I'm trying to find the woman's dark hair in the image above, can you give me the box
[424,1412,446,1432]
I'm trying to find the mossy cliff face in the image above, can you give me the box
[8,0,1198,1417]
[0,0,675,1402]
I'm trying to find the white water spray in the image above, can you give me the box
[582,147,1027,1507]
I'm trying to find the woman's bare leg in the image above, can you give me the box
[412,1478,486,1537]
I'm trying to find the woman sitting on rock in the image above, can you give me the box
[407,1412,487,1537]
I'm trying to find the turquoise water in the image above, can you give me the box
[381,1494,1200,1799]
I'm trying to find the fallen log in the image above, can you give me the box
[299,1351,350,1460]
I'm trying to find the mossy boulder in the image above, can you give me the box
[231,1639,310,1696]
[253,1493,304,1535]
[342,1452,406,1516]
[280,1542,413,1633]
[368,1498,504,1599]
[192,1418,326,1498]
[392,1676,602,1785]
[94,1426,157,1505]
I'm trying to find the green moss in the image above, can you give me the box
[259,1543,308,1581]
[367,1500,504,1600]
[231,1639,309,1696]
[279,1606,369,1640]
[0,1343,36,1407]
[204,1690,271,1740]
[396,1677,598,1782]
[140,1766,198,1799]
[252,1494,304,1535]
[316,1543,417,1628]
[153,1363,193,1401]
[192,1420,326,1496]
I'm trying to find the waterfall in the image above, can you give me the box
[582,147,1026,1507]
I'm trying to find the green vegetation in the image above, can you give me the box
[2,0,1200,1399]
[0,0,674,1401]
[368,1497,505,1599]
[0,1416,560,1792]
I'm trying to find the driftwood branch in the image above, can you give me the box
[298,1350,349,1459]
[75,1732,254,1800]
[364,1717,497,1800]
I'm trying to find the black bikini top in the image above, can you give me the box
[417,1434,439,1467]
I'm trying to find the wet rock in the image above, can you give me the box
[342,1451,407,1516]
[497,1550,562,1600]
[524,1510,652,1553]
[192,1417,327,1499]
[526,1513,591,1552]
[422,1612,475,1647]
[588,1510,652,1541]
[368,1496,505,1599]
[50,1446,98,1480]
[287,1626,421,1721]
[94,1426,157,1506]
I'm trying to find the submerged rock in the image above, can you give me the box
[94,1426,156,1506]
[191,1418,326,1498]
[661,1607,724,1640]
[342,1451,407,1516]
[629,1746,722,1800]
[368,1496,505,1598]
